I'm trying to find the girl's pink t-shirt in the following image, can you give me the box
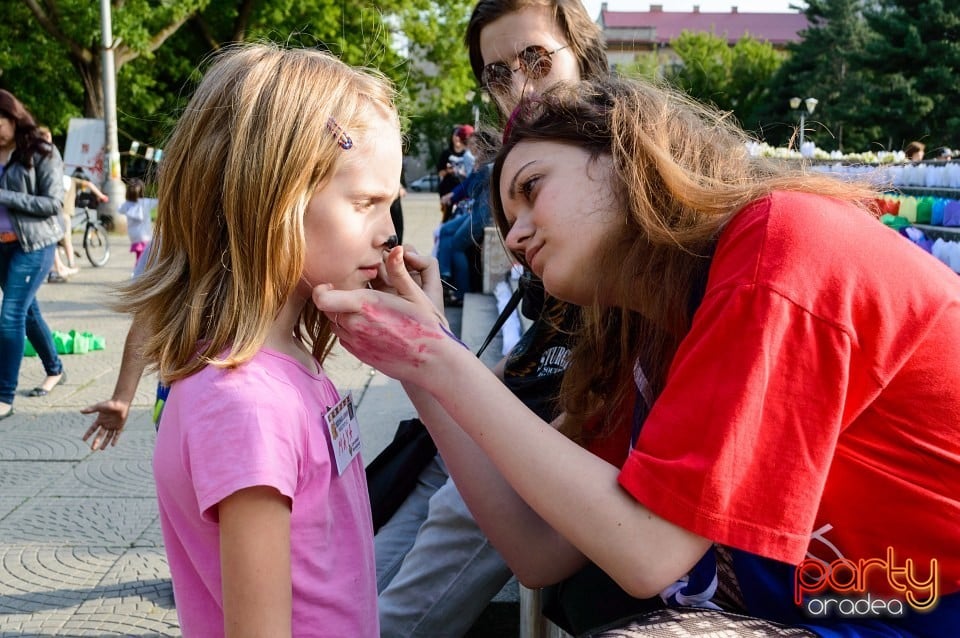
[153,348,377,637]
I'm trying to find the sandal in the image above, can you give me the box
[26,371,67,397]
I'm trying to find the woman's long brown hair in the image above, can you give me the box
[491,78,878,440]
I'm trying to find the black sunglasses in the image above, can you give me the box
[481,45,570,93]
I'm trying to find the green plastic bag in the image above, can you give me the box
[23,330,106,356]
[53,331,73,354]
[70,330,91,354]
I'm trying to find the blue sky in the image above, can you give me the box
[581,0,804,19]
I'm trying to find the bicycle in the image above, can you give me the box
[60,194,111,268]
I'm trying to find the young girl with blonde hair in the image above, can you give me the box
[119,43,419,636]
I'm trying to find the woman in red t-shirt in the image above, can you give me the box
[316,77,960,637]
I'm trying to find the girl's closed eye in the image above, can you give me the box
[355,193,392,211]
[355,198,377,211]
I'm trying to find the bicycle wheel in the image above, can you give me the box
[84,223,111,267]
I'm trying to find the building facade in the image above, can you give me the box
[598,3,808,70]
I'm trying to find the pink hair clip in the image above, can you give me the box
[326,116,353,150]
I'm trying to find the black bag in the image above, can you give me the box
[366,285,524,533]
[541,562,665,637]
[366,417,437,533]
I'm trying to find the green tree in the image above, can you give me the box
[858,0,960,152]
[0,0,477,160]
[727,36,785,132]
[0,0,205,123]
[667,31,733,107]
[118,0,415,145]
[389,0,477,161]
[663,31,783,134]
[762,0,878,151]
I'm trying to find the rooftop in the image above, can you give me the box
[599,3,809,46]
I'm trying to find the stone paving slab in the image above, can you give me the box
[42,458,155,499]
[0,498,157,546]
[0,497,28,522]
[0,463,76,497]
[0,546,123,613]
[0,429,91,462]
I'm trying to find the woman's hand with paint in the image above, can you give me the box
[313,246,466,388]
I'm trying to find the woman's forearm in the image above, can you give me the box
[416,347,712,599]
[402,380,587,586]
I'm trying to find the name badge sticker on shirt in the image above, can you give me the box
[324,392,362,475]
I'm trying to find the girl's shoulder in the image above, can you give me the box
[180,349,330,402]
[172,355,307,417]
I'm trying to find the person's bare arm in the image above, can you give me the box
[81,321,149,449]
[81,179,109,202]
[219,486,293,638]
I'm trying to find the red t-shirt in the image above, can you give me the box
[618,192,960,605]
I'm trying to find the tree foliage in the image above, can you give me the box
[763,0,882,151]
[662,31,784,135]
[0,0,477,160]
[858,0,960,152]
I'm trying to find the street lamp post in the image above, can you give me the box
[99,0,125,221]
[790,96,819,150]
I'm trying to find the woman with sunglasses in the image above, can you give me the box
[317,76,960,636]
[468,0,607,108]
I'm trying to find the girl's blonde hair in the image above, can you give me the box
[119,44,398,383]
[491,77,879,441]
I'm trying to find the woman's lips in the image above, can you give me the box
[525,245,542,271]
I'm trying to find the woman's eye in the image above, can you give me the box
[519,175,539,200]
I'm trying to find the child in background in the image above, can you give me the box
[116,43,415,637]
[118,178,154,269]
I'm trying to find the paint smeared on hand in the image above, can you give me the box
[339,303,447,370]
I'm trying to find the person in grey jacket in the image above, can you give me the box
[0,89,67,420]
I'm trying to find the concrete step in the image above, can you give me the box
[460,291,504,366]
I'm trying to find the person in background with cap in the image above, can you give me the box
[435,124,475,222]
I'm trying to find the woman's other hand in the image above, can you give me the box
[372,245,444,313]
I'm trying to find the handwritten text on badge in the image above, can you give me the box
[324,392,361,475]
